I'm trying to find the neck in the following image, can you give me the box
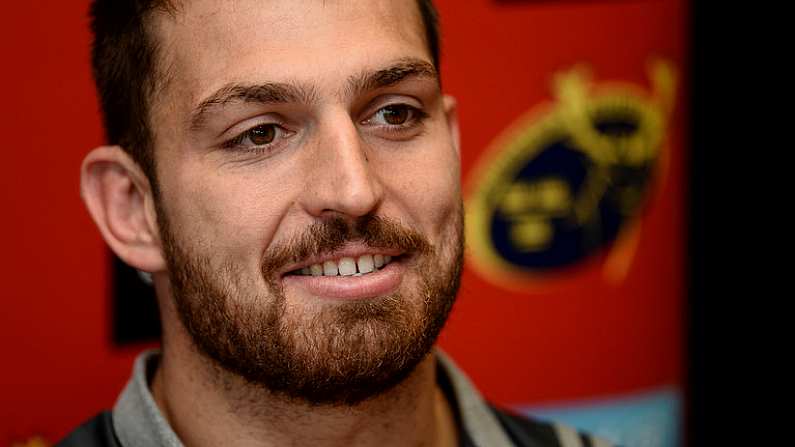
[150,331,458,447]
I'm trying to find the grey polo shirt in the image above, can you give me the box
[59,349,611,447]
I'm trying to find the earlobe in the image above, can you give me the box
[442,95,461,158]
[80,146,166,273]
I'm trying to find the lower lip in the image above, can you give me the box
[281,261,404,300]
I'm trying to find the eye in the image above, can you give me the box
[222,123,292,152]
[248,124,276,145]
[378,105,412,125]
[366,104,428,129]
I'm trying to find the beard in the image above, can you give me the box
[158,206,464,406]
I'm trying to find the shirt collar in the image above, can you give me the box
[113,350,182,447]
[113,349,514,447]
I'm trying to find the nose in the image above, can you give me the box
[300,112,384,219]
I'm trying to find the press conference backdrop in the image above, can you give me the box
[0,1,687,445]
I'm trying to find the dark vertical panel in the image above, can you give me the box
[687,0,704,443]
[111,252,161,345]
[688,0,745,443]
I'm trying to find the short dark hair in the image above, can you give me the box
[89,0,441,184]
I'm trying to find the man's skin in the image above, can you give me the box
[80,0,463,446]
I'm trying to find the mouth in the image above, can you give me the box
[285,254,397,278]
[280,247,408,300]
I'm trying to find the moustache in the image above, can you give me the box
[261,215,433,277]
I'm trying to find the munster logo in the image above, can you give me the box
[465,60,676,287]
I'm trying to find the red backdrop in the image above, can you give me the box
[0,0,687,444]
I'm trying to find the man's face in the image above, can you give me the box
[148,0,463,404]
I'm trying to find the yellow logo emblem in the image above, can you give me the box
[465,60,676,288]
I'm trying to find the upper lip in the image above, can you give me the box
[278,242,405,276]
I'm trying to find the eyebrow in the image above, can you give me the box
[345,58,439,98]
[188,57,439,131]
[189,82,317,131]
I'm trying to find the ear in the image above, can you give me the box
[442,95,461,158]
[80,145,166,273]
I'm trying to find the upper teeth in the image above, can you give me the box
[298,254,393,277]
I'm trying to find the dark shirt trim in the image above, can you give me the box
[56,411,120,447]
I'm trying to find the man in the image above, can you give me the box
[61,0,613,446]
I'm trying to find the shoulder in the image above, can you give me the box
[56,411,122,447]
[489,405,616,447]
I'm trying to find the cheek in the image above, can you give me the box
[423,165,462,237]
[159,168,291,265]
[380,145,461,239]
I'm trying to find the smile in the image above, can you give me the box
[290,254,394,277]
[281,248,406,300]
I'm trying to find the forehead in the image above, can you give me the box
[150,0,428,112]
